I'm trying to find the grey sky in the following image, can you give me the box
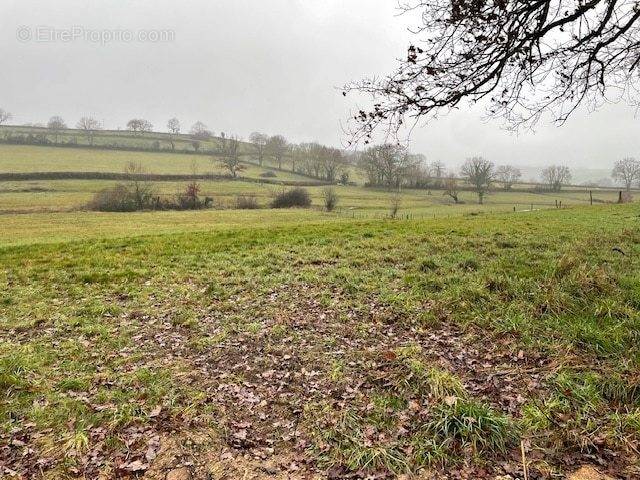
[2,0,639,172]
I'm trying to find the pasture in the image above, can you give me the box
[0,144,309,181]
[0,144,624,218]
[1,203,639,479]
[1,141,639,479]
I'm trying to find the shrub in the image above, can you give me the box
[88,182,212,212]
[620,191,633,203]
[323,187,339,212]
[173,182,212,210]
[175,182,203,210]
[87,184,138,212]
[260,171,277,178]
[236,195,260,209]
[271,188,312,209]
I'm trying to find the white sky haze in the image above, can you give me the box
[1,0,639,173]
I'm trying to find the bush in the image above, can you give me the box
[323,187,338,212]
[174,182,210,210]
[620,191,633,203]
[88,182,212,212]
[271,188,312,209]
[87,184,138,212]
[260,171,277,178]
[236,195,260,209]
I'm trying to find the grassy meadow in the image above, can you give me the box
[1,139,640,479]
[0,143,623,218]
[1,204,640,479]
[0,176,617,215]
[0,144,309,181]
[0,126,223,154]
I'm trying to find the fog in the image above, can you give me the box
[2,0,639,172]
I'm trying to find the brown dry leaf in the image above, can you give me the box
[567,466,615,480]
[444,395,458,406]
[149,406,162,418]
[382,350,397,361]
[122,459,149,472]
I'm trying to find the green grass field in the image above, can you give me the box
[0,178,619,216]
[0,126,223,153]
[0,144,310,180]
[1,203,640,478]
[0,157,623,217]
[1,141,639,478]
[0,142,628,216]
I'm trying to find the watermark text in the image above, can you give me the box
[17,25,175,44]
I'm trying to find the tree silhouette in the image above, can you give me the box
[346,0,640,142]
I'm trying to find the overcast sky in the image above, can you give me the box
[2,0,639,172]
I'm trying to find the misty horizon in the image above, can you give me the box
[2,0,639,171]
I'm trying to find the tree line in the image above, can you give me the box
[1,108,637,193]
[0,110,353,183]
[356,144,582,203]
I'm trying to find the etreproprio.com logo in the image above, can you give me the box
[16,25,175,44]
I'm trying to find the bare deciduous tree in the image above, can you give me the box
[267,135,289,169]
[430,161,446,187]
[461,156,495,204]
[76,116,102,146]
[289,143,305,174]
[167,118,181,135]
[358,144,423,189]
[123,161,154,209]
[304,142,326,179]
[127,119,153,134]
[321,148,346,183]
[249,132,269,166]
[431,161,445,179]
[443,176,460,203]
[390,190,402,219]
[190,121,213,140]
[404,154,430,188]
[542,165,572,192]
[612,157,640,191]
[0,108,12,125]
[358,144,417,190]
[217,135,245,178]
[495,165,522,191]
[167,117,181,151]
[47,116,67,144]
[346,1,640,141]
[357,147,383,186]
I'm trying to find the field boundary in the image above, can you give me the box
[0,171,331,186]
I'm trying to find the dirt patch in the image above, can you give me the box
[567,466,616,480]
[142,431,320,480]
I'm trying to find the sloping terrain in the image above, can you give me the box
[1,205,639,479]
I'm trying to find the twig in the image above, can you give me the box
[521,440,529,480]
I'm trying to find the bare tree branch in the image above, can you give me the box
[345,0,640,143]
